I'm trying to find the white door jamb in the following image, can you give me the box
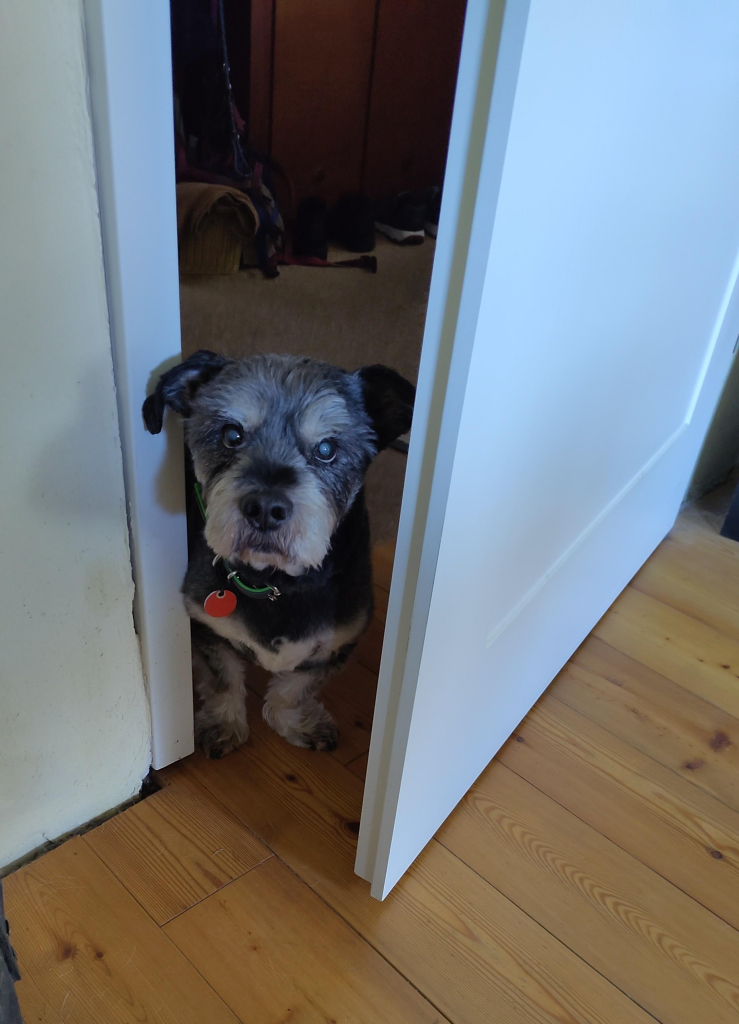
[83,0,193,768]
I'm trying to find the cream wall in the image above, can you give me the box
[0,0,150,868]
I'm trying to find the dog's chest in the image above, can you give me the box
[185,595,360,673]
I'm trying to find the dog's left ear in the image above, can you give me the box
[143,350,230,434]
[355,365,415,451]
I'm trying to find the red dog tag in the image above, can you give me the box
[204,589,237,617]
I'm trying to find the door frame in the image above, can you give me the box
[81,0,739,895]
[83,0,193,769]
[80,0,484,779]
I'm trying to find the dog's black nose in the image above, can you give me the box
[241,490,293,532]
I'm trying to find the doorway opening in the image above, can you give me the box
[86,0,739,907]
[170,0,466,775]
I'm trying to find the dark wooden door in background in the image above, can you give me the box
[226,0,467,208]
[272,0,377,204]
[364,0,468,200]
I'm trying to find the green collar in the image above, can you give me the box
[194,482,280,601]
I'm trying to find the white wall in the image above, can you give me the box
[0,0,150,868]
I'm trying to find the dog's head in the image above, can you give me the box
[143,351,414,574]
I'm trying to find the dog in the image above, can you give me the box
[143,350,414,758]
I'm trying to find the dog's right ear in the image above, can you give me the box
[142,350,229,434]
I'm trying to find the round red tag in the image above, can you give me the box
[204,589,237,617]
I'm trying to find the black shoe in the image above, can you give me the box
[375,192,426,245]
[293,196,328,260]
[328,193,376,252]
[425,186,442,238]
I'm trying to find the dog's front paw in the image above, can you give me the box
[300,714,340,752]
[195,714,249,759]
[263,700,339,751]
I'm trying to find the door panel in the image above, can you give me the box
[362,0,467,199]
[271,0,376,205]
[358,0,739,897]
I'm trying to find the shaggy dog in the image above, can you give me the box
[143,350,414,757]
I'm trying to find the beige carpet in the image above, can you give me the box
[179,236,435,544]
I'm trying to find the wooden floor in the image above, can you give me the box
[6,507,739,1024]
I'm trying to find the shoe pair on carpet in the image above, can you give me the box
[293,189,441,259]
[375,188,441,245]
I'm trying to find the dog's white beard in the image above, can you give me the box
[204,471,337,576]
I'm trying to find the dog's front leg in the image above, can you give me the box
[262,669,338,751]
[193,641,249,759]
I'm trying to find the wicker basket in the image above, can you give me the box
[178,209,243,275]
[177,183,259,276]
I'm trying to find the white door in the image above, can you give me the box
[357,0,739,898]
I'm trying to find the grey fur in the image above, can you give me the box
[144,351,414,757]
[187,353,378,575]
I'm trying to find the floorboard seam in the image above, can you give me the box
[495,754,739,935]
[79,840,247,1023]
[432,836,664,1024]
[549,654,739,815]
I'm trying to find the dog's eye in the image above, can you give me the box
[221,423,245,448]
[315,438,337,463]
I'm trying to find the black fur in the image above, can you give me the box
[144,350,414,756]
[143,350,228,433]
[357,364,415,451]
[183,485,374,655]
